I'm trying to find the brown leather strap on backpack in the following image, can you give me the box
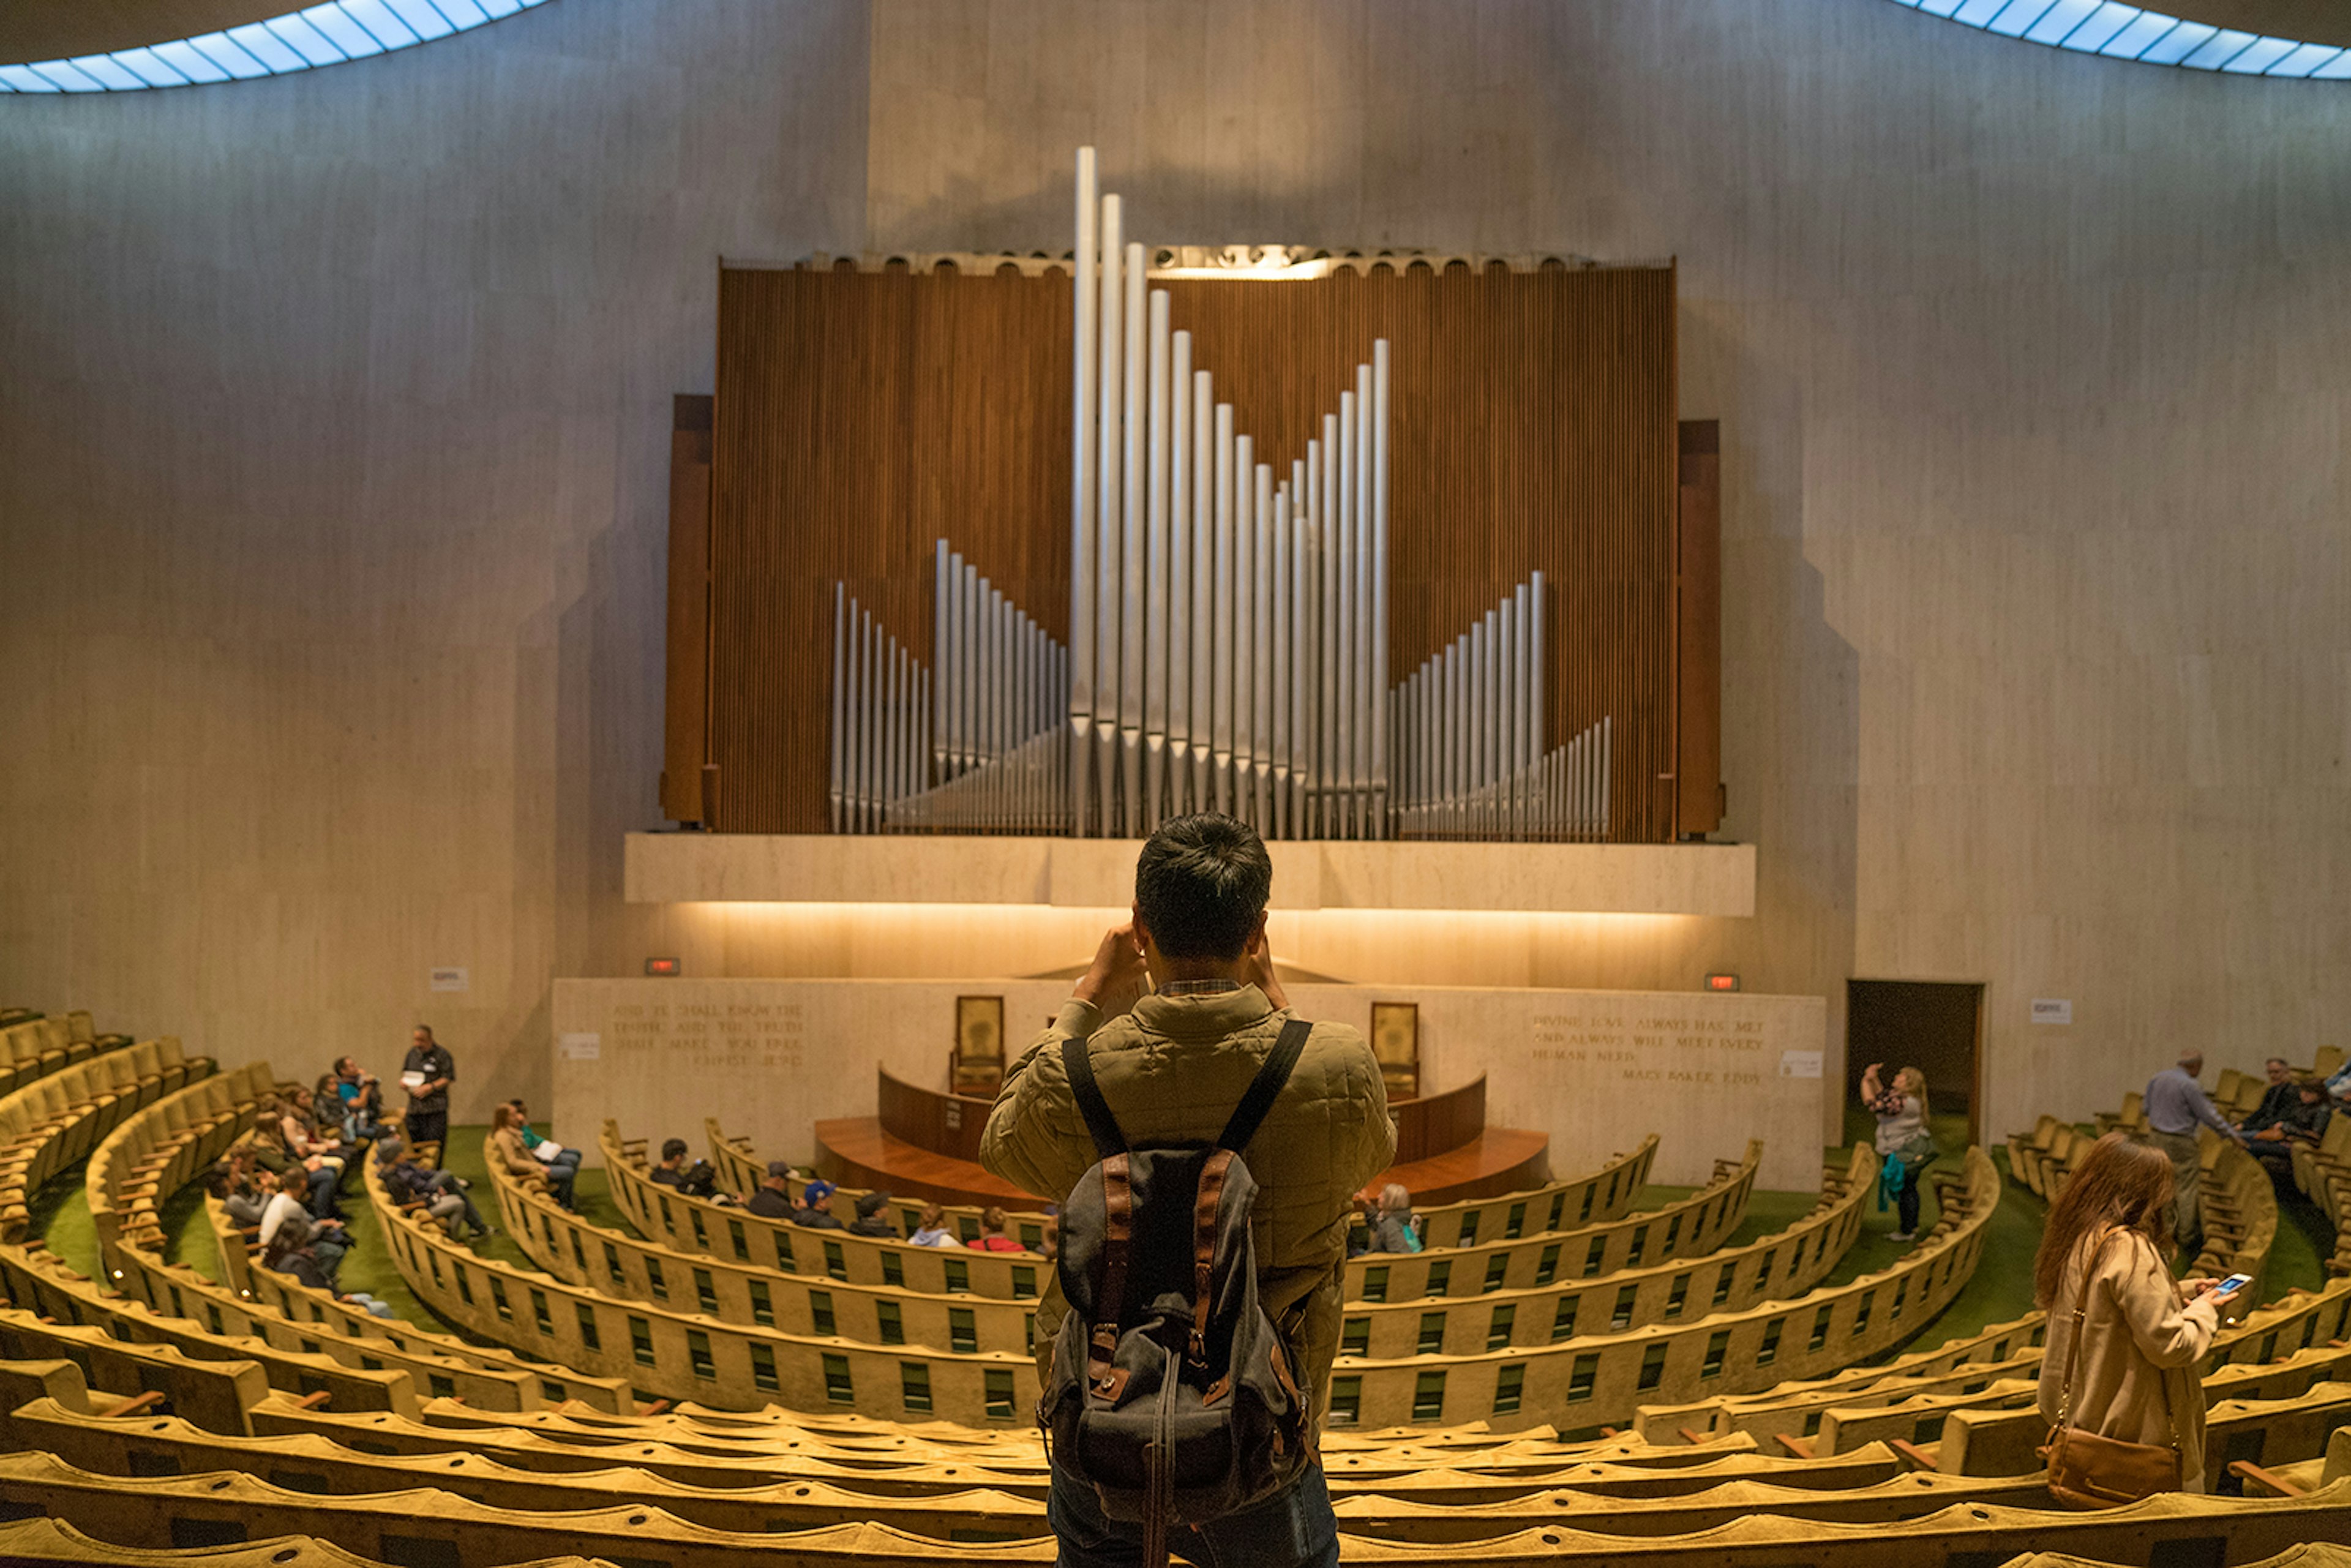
[1090,1153,1133,1389]
[1188,1149,1234,1364]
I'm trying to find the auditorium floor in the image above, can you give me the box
[87,1114,2334,1387]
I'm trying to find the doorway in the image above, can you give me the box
[1847,980,1985,1149]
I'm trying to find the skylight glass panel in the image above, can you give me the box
[30,60,108,91]
[0,64,62,92]
[220,24,309,72]
[1919,0,1969,17]
[298,6,386,58]
[66,54,150,90]
[2264,42,2341,77]
[2219,36,2296,72]
[1954,0,2011,26]
[1987,1,2061,38]
[2137,20,2218,62]
[436,0,496,25]
[162,37,250,79]
[2180,28,2257,66]
[262,15,354,66]
[380,0,459,40]
[108,48,193,86]
[2057,4,2142,52]
[340,0,424,48]
[2099,12,2189,55]
[477,0,527,16]
[2022,0,2102,45]
[2312,48,2351,77]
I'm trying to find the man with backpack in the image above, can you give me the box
[982,813,1395,1568]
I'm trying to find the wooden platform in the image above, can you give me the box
[814,1117,1553,1209]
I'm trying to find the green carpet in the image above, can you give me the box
[23,1165,98,1283]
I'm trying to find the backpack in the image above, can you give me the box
[1040,1021,1315,1567]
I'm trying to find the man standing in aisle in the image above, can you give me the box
[401,1026,456,1154]
[2145,1049,2245,1259]
[981,813,1395,1568]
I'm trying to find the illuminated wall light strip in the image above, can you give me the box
[0,0,549,91]
[1883,0,2350,75]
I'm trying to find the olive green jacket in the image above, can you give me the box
[979,985,1396,1424]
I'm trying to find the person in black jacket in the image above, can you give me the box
[847,1190,896,1237]
[400,1027,456,1151]
[790,1178,844,1229]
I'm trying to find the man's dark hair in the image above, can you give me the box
[661,1138,688,1162]
[1134,814,1272,961]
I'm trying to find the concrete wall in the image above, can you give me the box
[7,0,2350,1147]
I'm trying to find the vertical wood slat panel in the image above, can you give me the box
[661,394,714,825]
[705,261,1679,838]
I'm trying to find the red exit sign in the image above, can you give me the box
[1705,973,1740,992]
[645,957,681,977]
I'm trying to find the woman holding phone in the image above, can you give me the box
[2034,1131,2243,1501]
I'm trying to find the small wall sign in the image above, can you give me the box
[2031,999,2073,1026]
[429,967,469,992]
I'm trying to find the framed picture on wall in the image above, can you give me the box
[953,995,1006,1095]
[1370,1001,1419,1100]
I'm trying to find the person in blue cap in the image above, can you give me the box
[790,1177,845,1229]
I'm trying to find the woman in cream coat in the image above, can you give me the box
[2034,1131,2243,1494]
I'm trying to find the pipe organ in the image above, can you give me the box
[825,148,1618,842]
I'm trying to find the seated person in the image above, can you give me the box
[2238,1057,2298,1136]
[280,1087,354,1180]
[2330,1057,2351,1105]
[207,1154,268,1230]
[334,1056,386,1142]
[790,1178,845,1230]
[492,1105,573,1210]
[649,1139,692,1188]
[380,1136,490,1240]
[248,1108,341,1221]
[847,1190,896,1237]
[908,1201,963,1248]
[2248,1075,2333,1184]
[259,1168,348,1282]
[508,1098,584,1187]
[1364,1184,1422,1253]
[970,1206,1025,1252]
[746,1161,793,1218]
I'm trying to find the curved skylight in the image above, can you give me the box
[0,0,551,93]
[1886,1,2351,75]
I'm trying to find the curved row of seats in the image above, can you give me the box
[2292,1114,2351,1280]
[0,1034,2339,1564]
[384,1108,1998,1432]
[523,1135,1769,1341]
[703,1119,1667,1255]
[0,1033,213,1245]
[73,1065,640,1413]
[626,1123,1768,1314]
[550,1136,1847,1365]
[2006,1101,2279,1291]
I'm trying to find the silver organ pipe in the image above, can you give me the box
[1166,331,1192,822]
[833,152,1615,843]
[1070,148,1097,837]
[1232,434,1256,823]
[1334,389,1355,838]
[1212,402,1235,815]
[1252,462,1274,832]
[1190,370,1214,813]
[1094,193,1123,833]
[1370,339,1391,837]
[1146,299,1173,830]
[1120,242,1147,833]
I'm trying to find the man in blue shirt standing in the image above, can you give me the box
[2144,1050,2246,1257]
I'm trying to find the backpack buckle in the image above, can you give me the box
[1187,1329,1206,1365]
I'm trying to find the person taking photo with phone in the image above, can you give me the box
[2035,1131,2243,1504]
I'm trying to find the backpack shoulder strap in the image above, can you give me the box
[1218,1018,1312,1153]
[1060,1035,1125,1159]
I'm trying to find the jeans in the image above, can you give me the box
[1045,1461,1338,1568]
